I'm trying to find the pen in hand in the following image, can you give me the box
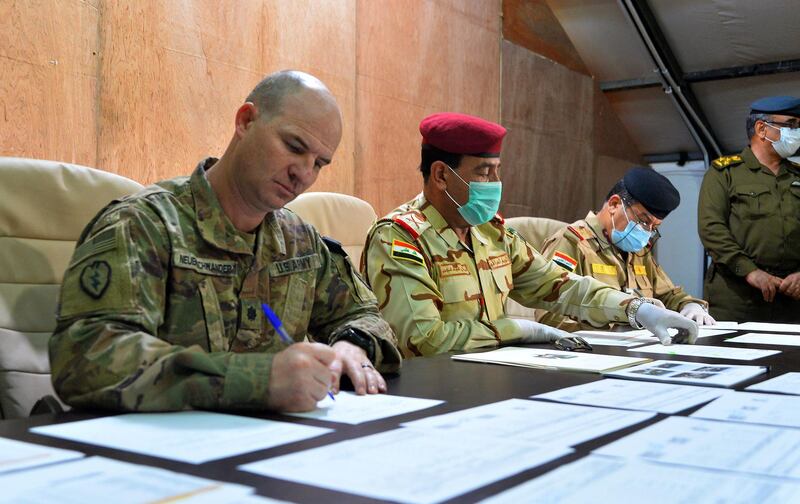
[261,303,335,402]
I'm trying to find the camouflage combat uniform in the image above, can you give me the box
[699,148,800,322]
[537,211,705,331]
[360,194,634,357]
[50,158,401,411]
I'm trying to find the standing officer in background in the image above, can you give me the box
[538,167,713,331]
[361,112,697,357]
[50,70,401,413]
[699,96,800,322]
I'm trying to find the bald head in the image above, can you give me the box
[246,70,338,123]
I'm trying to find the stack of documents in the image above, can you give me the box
[604,360,767,387]
[628,343,780,361]
[31,411,332,463]
[452,347,650,373]
[532,379,729,414]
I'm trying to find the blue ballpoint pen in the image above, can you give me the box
[261,303,335,401]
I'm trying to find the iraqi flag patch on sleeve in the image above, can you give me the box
[552,251,577,272]
[391,239,425,266]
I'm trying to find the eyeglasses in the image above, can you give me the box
[624,200,659,232]
[767,120,800,130]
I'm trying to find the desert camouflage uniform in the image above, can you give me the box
[361,194,634,357]
[537,211,705,330]
[50,158,400,411]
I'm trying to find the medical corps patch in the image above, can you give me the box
[391,239,425,266]
[552,251,577,272]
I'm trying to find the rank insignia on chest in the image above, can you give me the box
[591,263,616,275]
[552,251,577,272]
[391,239,425,266]
[634,265,647,276]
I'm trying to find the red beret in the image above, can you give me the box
[419,112,506,157]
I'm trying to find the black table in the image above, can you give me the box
[2,330,799,503]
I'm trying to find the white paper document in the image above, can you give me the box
[401,398,654,447]
[709,321,740,330]
[239,428,572,504]
[481,454,800,504]
[533,379,728,414]
[452,347,649,373]
[0,437,83,474]
[0,456,253,503]
[691,391,800,428]
[628,343,780,361]
[574,328,733,348]
[31,411,332,464]
[728,333,800,346]
[747,372,800,395]
[596,416,800,480]
[604,360,767,388]
[285,391,443,424]
[737,322,800,333]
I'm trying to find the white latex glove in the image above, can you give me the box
[511,319,592,351]
[635,303,698,345]
[679,302,716,326]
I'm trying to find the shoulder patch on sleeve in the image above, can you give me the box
[322,236,347,256]
[390,239,425,266]
[711,155,743,170]
[552,251,578,272]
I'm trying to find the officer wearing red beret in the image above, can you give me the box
[361,112,699,357]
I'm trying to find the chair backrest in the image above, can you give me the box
[504,216,568,321]
[0,157,143,418]
[285,192,378,260]
[505,216,568,251]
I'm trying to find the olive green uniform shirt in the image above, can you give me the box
[50,159,401,412]
[537,212,705,330]
[698,147,800,321]
[361,194,633,357]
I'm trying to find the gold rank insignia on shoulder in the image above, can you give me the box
[711,155,743,169]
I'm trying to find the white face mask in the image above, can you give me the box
[766,123,800,158]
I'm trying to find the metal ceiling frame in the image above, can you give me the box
[617,0,724,164]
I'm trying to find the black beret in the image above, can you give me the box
[750,96,800,118]
[622,167,680,219]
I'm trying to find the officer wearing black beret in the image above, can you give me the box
[699,96,800,322]
[538,166,713,331]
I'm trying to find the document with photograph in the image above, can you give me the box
[691,391,800,428]
[240,428,571,504]
[31,411,332,464]
[533,379,729,414]
[452,347,650,373]
[401,398,654,447]
[628,343,780,361]
[604,360,767,388]
[595,416,800,479]
[747,372,800,395]
[481,454,800,504]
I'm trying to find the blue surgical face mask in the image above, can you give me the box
[766,123,800,158]
[611,200,652,252]
[443,164,502,226]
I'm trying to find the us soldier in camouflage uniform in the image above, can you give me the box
[50,71,401,413]
[538,167,712,331]
[699,96,800,322]
[361,113,697,357]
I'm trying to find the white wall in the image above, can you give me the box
[652,162,707,299]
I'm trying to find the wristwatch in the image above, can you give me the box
[626,297,656,329]
[332,328,376,363]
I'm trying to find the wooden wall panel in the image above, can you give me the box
[0,0,98,165]
[503,0,589,76]
[500,40,594,222]
[96,1,357,195]
[355,0,502,217]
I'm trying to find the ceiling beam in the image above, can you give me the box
[601,58,800,92]
[618,0,722,160]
